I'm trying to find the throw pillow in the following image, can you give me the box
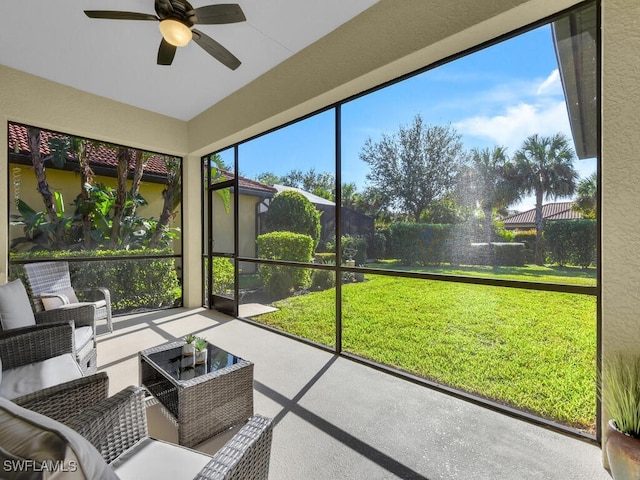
[0,280,36,330]
[0,396,118,480]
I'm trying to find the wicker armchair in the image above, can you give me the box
[24,260,113,333]
[0,279,97,374]
[0,321,109,423]
[66,386,273,479]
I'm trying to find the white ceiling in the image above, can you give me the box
[0,0,380,121]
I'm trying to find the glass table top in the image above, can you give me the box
[145,343,242,382]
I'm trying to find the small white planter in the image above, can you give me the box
[182,342,195,356]
[195,349,207,365]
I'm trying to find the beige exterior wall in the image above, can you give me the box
[8,162,181,252]
[1,0,638,457]
[0,64,191,293]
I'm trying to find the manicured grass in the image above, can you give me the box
[368,260,597,286]
[255,272,597,431]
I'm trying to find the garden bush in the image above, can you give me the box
[390,223,453,266]
[373,231,387,260]
[544,219,596,267]
[265,191,321,250]
[513,229,537,264]
[468,243,526,266]
[310,269,335,291]
[256,231,314,298]
[9,249,180,313]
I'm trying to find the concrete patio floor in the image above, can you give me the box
[96,308,610,480]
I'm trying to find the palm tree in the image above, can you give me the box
[513,133,578,265]
[466,146,519,244]
[572,172,597,219]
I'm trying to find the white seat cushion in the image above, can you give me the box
[112,437,212,480]
[74,325,93,351]
[0,353,83,400]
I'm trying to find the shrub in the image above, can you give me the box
[544,219,596,267]
[314,253,336,264]
[342,235,367,266]
[373,232,387,260]
[467,243,526,266]
[310,269,335,291]
[9,249,180,313]
[256,231,314,298]
[390,223,452,266]
[513,229,537,264]
[211,257,234,295]
[265,191,321,250]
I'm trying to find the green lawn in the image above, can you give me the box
[253,269,597,432]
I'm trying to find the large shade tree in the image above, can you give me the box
[512,133,578,265]
[360,115,464,222]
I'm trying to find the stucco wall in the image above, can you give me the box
[601,0,640,453]
[0,64,189,287]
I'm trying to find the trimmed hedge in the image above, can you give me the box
[9,249,180,313]
[256,231,314,298]
[390,223,453,266]
[468,243,526,267]
[544,219,596,267]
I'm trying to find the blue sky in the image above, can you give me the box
[227,22,596,212]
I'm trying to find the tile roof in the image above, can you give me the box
[9,123,169,176]
[217,169,277,194]
[273,184,335,206]
[503,201,582,226]
[9,124,275,194]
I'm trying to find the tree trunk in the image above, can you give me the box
[127,150,145,217]
[77,140,95,249]
[28,128,58,221]
[534,189,544,265]
[149,167,180,248]
[109,147,130,249]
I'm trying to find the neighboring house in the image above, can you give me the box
[8,123,177,250]
[212,170,276,267]
[271,184,375,255]
[502,202,583,230]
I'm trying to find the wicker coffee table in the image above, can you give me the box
[139,341,254,448]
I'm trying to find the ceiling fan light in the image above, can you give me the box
[159,19,192,47]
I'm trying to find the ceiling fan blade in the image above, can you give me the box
[192,29,241,70]
[157,39,177,66]
[84,11,158,21]
[154,0,175,20]
[188,4,246,24]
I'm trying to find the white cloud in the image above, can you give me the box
[454,100,571,154]
[536,69,562,96]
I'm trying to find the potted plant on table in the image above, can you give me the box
[603,353,640,479]
[182,334,197,356]
[194,337,208,365]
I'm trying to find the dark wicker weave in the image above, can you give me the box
[68,386,273,479]
[0,322,74,370]
[140,341,254,448]
[24,260,113,333]
[33,303,98,375]
[0,322,109,423]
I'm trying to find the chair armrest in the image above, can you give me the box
[35,302,97,330]
[13,372,109,424]
[76,286,111,307]
[0,322,73,369]
[195,415,274,480]
[67,386,149,464]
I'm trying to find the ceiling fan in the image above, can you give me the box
[84,0,246,69]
